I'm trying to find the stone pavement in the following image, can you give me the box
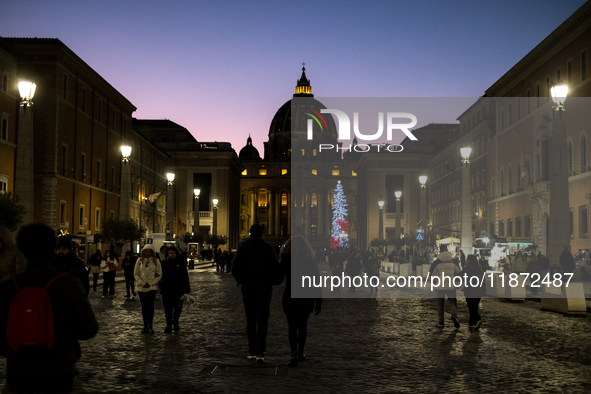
[1,265,591,393]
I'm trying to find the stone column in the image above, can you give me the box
[275,191,280,236]
[268,189,274,236]
[250,189,257,228]
[461,156,472,256]
[305,192,311,237]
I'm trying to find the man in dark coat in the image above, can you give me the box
[54,235,91,296]
[231,224,281,364]
[0,223,98,393]
[559,246,575,273]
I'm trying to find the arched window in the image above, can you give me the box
[500,170,505,196]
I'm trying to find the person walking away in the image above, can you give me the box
[366,251,380,295]
[460,254,485,330]
[345,251,362,292]
[512,251,526,274]
[160,247,191,333]
[122,251,137,298]
[0,226,27,284]
[0,223,98,394]
[279,236,322,367]
[527,253,540,295]
[88,249,102,292]
[54,236,90,296]
[460,250,466,270]
[231,224,282,364]
[100,250,118,298]
[134,245,162,333]
[431,244,461,328]
[559,246,575,274]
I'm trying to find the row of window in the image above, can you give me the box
[493,216,532,238]
[242,167,357,177]
[59,202,114,231]
[499,49,588,131]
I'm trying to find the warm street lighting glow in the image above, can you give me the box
[395,191,402,201]
[166,173,175,185]
[194,188,200,198]
[551,84,568,108]
[18,81,36,106]
[121,145,132,162]
[461,147,472,163]
[419,175,427,187]
[378,200,384,209]
[212,198,219,207]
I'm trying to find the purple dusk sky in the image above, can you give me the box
[2,0,587,154]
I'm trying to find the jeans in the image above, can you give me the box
[139,290,157,327]
[242,292,272,355]
[102,271,116,296]
[466,298,481,326]
[286,312,311,354]
[162,292,184,326]
[435,289,457,322]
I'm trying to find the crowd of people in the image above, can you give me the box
[0,221,584,392]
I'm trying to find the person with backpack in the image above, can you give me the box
[100,250,118,298]
[0,223,98,394]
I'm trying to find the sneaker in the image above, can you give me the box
[132,292,137,297]
[101,295,106,298]
[247,354,257,360]
[468,325,475,329]
[256,354,265,364]
[125,294,130,298]
[288,357,298,367]
[141,327,149,333]
[436,322,444,328]
[451,315,460,329]
[164,326,173,334]
[297,353,306,361]
[173,323,180,332]
[474,320,482,331]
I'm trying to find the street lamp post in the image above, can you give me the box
[212,198,219,236]
[166,173,175,236]
[378,198,384,241]
[119,145,132,221]
[461,147,472,257]
[15,81,36,225]
[419,175,428,257]
[193,188,200,234]
[548,83,570,265]
[395,191,402,240]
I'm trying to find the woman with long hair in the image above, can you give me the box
[100,250,118,298]
[280,235,322,367]
[460,254,484,330]
[134,245,162,333]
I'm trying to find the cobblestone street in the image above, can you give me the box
[1,263,590,393]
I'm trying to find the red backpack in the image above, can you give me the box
[6,273,68,352]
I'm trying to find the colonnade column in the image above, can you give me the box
[250,189,257,229]
[275,191,281,236]
[304,192,311,237]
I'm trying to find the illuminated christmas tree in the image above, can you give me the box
[330,180,349,249]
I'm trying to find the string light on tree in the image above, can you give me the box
[330,180,349,249]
